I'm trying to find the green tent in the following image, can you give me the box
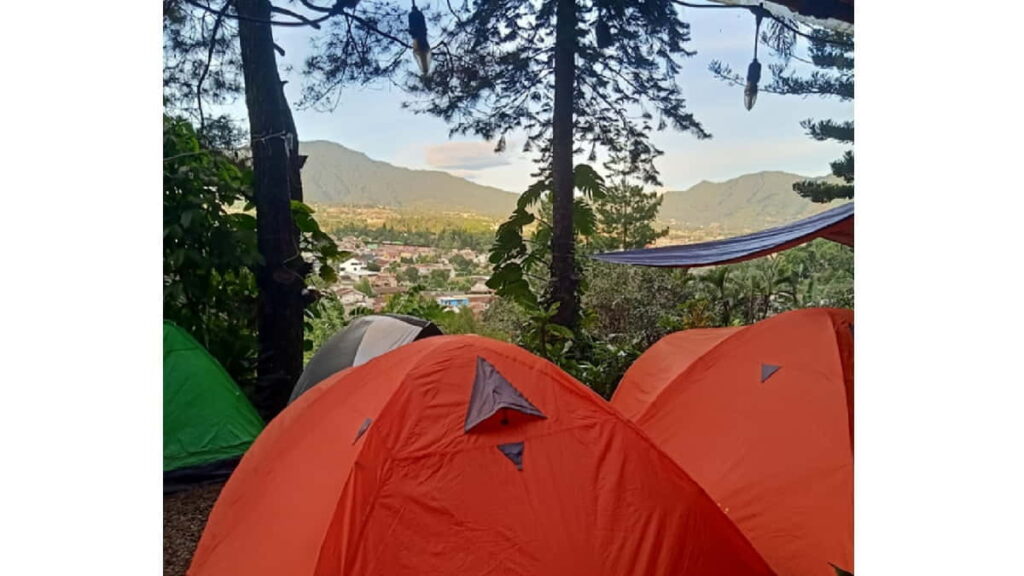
[164,321,263,480]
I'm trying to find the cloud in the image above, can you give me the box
[424,141,512,171]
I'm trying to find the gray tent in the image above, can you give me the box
[289,314,442,403]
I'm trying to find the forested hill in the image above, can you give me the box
[300,140,518,218]
[658,171,850,233]
[300,140,848,232]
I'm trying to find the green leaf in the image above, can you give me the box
[168,250,185,268]
[319,264,338,284]
[229,212,257,231]
[290,200,315,215]
[518,178,550,210]
[293,210,318,234]
[487,262,524,288]
[573,164,606,200]
[573,198,597,237]
[548,324,575,340]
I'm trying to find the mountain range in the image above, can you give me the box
[301,140,518,218]
[657,171,846,232]
[300,140,847,232]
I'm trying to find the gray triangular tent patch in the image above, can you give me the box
[497,442,524,470]
[760,363,781,383]
[464,357,546,432]
[353,418,372,444]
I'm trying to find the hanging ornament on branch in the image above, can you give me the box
[744,6,766,111]
[596,16,612,49]
[408,0,431,76]
[595,1,613,50]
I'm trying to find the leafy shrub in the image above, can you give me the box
[164,116,347,392]
[164,116,260,389]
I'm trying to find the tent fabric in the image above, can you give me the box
[592,201,853,268]
[189,335,777,576]
[464,356,546,432]
[289,314,442,403]
[611,326,744,421]
[612,308,854,576]
[163,321,263,476]
[351,316,425,365]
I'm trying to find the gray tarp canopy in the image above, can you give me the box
[592,202,853,268]
[289,314,442,403]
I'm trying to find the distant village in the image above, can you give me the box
[323,235,496,316]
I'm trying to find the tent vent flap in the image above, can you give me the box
[465,357,546,432]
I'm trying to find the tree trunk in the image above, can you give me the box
[237,0,305,422]
[548,0,578,329]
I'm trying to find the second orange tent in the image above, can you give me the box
[613,308,854,576]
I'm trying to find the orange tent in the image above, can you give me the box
[190,335,775,576]
[612,308,854,576]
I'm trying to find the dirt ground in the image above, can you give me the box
[163,482,224,576]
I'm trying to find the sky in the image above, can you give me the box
[218,4,852,193]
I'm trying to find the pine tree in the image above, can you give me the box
[592,180,669,251]
[786,30,853,203]
[351,0,711,329]
[710,20,853,203]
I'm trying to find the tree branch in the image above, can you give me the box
[445,0,465,26]
[341,11,410,49]
[298,0,334,13]
[195,0,231,134]
[670,0,853,48]
[671,0,742,9]
[270,5,327,28]
[182,0,325,27]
